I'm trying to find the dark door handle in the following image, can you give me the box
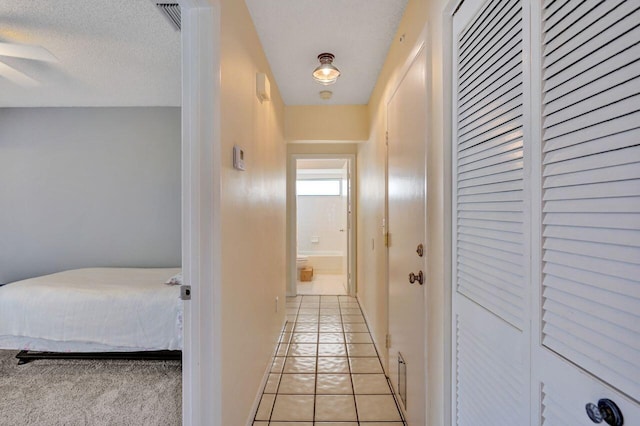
[586,398,624,425]
[408,271,424,285]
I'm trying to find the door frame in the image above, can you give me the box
[178,1,221,425]
[384,22,430,422]
[287,153,357,297]
[442,2,466,425]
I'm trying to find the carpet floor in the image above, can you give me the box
[0,350,181,426]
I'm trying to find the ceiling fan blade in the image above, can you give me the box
[0,42,57,62]
[0,62,39,87]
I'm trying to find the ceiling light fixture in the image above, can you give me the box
[312,53,340,85]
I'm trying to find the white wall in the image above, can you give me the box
[0,107,181,285]
[297,195,344,254]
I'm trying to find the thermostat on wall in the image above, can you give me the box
[233,144,245,171]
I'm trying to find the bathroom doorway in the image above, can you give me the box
[289,156,355,296]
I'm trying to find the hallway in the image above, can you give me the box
[253,295,405,425]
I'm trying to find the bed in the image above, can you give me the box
[0,267,182,363]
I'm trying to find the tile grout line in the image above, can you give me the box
[358,297,408,426]
[340,296,360,425]
[255,321,284,424]
[313,295,320,424]
[256,294,404,425]
[266,296,302,424]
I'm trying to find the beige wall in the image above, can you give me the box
[219,0,287,424]
[285,105,369,142]
[287,142,358,155]
[356,0,450,424]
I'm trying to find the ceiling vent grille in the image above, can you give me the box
[155,3,181,31]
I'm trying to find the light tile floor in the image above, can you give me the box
[253,295,406,425]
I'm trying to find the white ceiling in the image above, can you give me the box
[0,0,180,107]
[0,1,408,108]
[245,0,408,106]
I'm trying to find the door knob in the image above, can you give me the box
[586,398,624,425]
[416,243,424,257]
[409,271,424,285]
[339,229,345,232]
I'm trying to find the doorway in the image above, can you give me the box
[288,154,356,296]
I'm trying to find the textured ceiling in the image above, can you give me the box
[0,1,408,107]
[245,0,408,106]
[0,1,180,107]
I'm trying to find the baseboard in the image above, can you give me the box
[355,294,389,377]
[245,319,287,426]
[356,294,408,424]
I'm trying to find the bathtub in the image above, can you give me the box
[298,251,346,275]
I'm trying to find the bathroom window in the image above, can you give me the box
[297,179,341,196]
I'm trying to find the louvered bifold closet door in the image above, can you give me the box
[538,0,640,423]
[452,0,530,424]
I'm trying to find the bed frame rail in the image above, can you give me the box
[16,350,181,365]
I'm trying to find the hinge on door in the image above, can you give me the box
[385,232,391,247]
[385,131,389,146]
[386,334,391,349]
[180,285,191,301]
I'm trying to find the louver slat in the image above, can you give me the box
[459,8,522,84]
[457,179,523,196]
[542,383,591,425]
[455,309,525,426]
[459,35,523,102]
[456,0,525,330]
[541,0,640,400]
[545,42,640,105]
[458,0,503,56]
[544,274,639,318]
[544,212,640,230]
[543,0,593,34]
[544,83,640,128]
[545,0,632,63]
[458,239,523,265]
[543,95,640,140]
[543,0,571,23]
[545,0,628,56]
[459,2,520,78]
[459,57,522,117]
[543,127,640,163]
[545,21,640,85]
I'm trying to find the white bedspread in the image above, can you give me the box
[0,268,182,352]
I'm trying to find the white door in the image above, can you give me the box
[452,0,640,425]
[533,0,640,423]
[452,0,530,423]
[387,44,427,425]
